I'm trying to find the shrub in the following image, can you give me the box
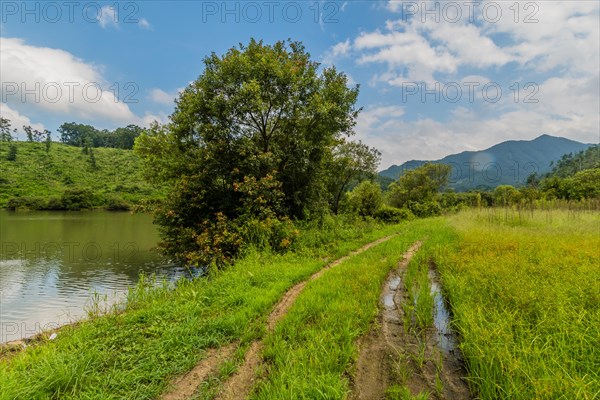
[61,188,95,210]
[347,180,383,217]
[407,200,442,218]
[374,206,414,223]
[6,144,17,161]
[6,196,45,210]
[105,196,131,211]
[45,197,66,210]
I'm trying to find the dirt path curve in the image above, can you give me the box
[351,242,472,400]
[160,343,237,400]
[215,234,398,400]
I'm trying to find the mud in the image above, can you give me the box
[352,244,472,400]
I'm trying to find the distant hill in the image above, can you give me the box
[380,135,595,191]
[0,141,164,208]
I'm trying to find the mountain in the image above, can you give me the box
[379,135,595,191]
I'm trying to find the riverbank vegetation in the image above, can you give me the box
[0,217,409,399]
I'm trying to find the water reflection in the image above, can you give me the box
[0,211,187,343]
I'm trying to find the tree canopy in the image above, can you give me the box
[135,39,364,265]
[58,122,142,149]
[388,163,452,208]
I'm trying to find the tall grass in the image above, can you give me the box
[429,208,600,399]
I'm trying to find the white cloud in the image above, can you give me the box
[0,103,45,139]
[356,104,599,169]
[149,88,176,105]
[138,18,152,30]
[0,37,152,128]
[327,1,599,168]
[97,6,118,29]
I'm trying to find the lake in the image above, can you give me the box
[0,211,184,344]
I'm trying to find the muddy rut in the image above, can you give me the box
[215,234,397,400]
[160,234,397,400]
[352,244,472,400]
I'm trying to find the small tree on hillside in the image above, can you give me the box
[388,163,451,208]
[7,144,17,161]
[0,117,13,141]
[23,125,34,142]
[45,131,52,153]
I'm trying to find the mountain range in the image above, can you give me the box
[379,135,595,191]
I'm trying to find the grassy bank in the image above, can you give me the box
[0,218,406,399]
[428,208,600,399]
[0,141,163,208]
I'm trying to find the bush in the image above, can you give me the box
[6,144,17,161]
[347,180,383,217]
[239,216,300,252]
[374,206,414,223]
[61,188,95,210]
[105,196,131,211]
[6,196,45,210]
[407,200,442,218]
[45,197,66,210]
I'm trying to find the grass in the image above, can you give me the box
[403,252,435,332]
[427,208,600,399]
[249,219,437,399]
[0,141,163,207]
[0,217,405,400]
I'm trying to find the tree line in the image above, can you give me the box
[0,116,143,150]
[132,39,599,269]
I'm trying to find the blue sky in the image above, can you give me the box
[1,1,599,168]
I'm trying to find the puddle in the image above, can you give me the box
[383,292,396,310]
[428,270,458,354]
[388,276,401,290]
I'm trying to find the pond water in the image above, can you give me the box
[0,211,188,343]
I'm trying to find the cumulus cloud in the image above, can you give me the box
[0,103,45,139]
[0,37,153,128]
[356,105,599,169]
[327,1,599,168]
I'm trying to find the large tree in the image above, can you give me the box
[135,39,361,264]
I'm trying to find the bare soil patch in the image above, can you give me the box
[160,342,237,400]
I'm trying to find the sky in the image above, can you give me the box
[1,0,599,168]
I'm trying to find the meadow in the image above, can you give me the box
[1,208,597,399]
[429,208,600,399]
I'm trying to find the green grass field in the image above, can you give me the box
[429,208,600,399]
[250,223,431,399]
[1,208,597,399]
[0,141,163,207]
